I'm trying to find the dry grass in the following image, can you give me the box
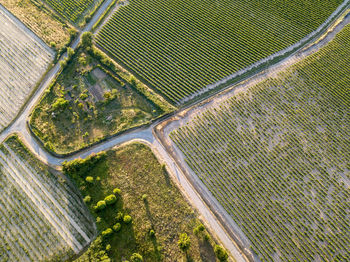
[1,0,70,48]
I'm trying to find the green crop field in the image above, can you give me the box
[170,24,350,261]
[41,0,103,23]
[96,0,343,104]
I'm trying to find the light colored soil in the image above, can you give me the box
[0,0,70,48]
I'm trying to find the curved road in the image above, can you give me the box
[1,2,349,262]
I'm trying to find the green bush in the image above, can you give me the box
[105,194,117,205]
[85,176,94,183]
[112,223,121,232]
[52,97,68,111]
[62,152,107,178]
[102,228,113,238]
[149,229,155,237]
[83,195,91,203]
[113,188,121,195]
[115,212,123,221]
[123,215,132,224]
[95,200,106,211]
[178,233,191,252]
[214,245,229,262]
[81,32,93,49]
[130,253,143,262]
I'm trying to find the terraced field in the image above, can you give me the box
[0,5,54,132]
[96,0,345,104]
[169,24,350,261]
[0,136,96,261]
[41,0,104,23]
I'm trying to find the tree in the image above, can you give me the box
[104,194,117,205]
[178,233,191,253]
[130,253,143,262]
[214,245,228,262]
[81,32,93,49]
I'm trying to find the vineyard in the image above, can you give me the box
[170,24,350,261]
[0,136,96,261]
[96,0,344,104]
[41,0,104,23]
[0,5,54,132]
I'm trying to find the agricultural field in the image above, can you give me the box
[0,5,54,132]
[30,45,172,155]
[0,0,71,49]
[63,143,222,261]
[0,135,96,261]
[169,24,350,261]
[96,0,344,104]
[41,0,104,24]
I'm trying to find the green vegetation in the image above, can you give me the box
[30,44,172,154]
[170,25,350,261]
[68,143,218,261]
[41,0,104,24]
[96,0,343,103]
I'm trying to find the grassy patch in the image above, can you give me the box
[1,0,72,50]
[30,46,171,155]
[68,143,220,261]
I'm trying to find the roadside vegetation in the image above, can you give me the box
[30,33,174,155]
[63,143,227,261]
[170,24,350,261]
[96,0,343,103]
[0,0,73,50]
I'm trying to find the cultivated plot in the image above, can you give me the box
[41,0,104,23]
[0,5,54,132]
[96,0,345,104]
[0,136,96,261]
[169,24,350,261]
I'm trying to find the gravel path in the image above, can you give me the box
[1,2,349,262]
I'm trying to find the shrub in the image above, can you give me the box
[85,176,94,183]
[52,97,68,111]
[113,188,121,195]
[106,244,111,251]
[115,212,123,221]
[102,228,113,238]
[105,194,117,205]
[214,245,229,262]
[123,215,132,224]
[95,200,106,211]
[81,32,93,49]
[193,223,205,236]
[149,229,155,237]
[112,223,121,232]
[130,253,143,262]
[62,152,107,178]
[83,195,91,203]
[178,233,191,252]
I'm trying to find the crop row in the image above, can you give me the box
[170,25,350,261]
[0,138,95,261]
[96,0,342,103]
[42,0,103,23]
[0,5,54,132]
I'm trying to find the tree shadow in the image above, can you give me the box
[162,165,172,187]
[143,200,163,260]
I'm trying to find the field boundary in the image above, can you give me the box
[154,11,350,262]
[179,0,350,105]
